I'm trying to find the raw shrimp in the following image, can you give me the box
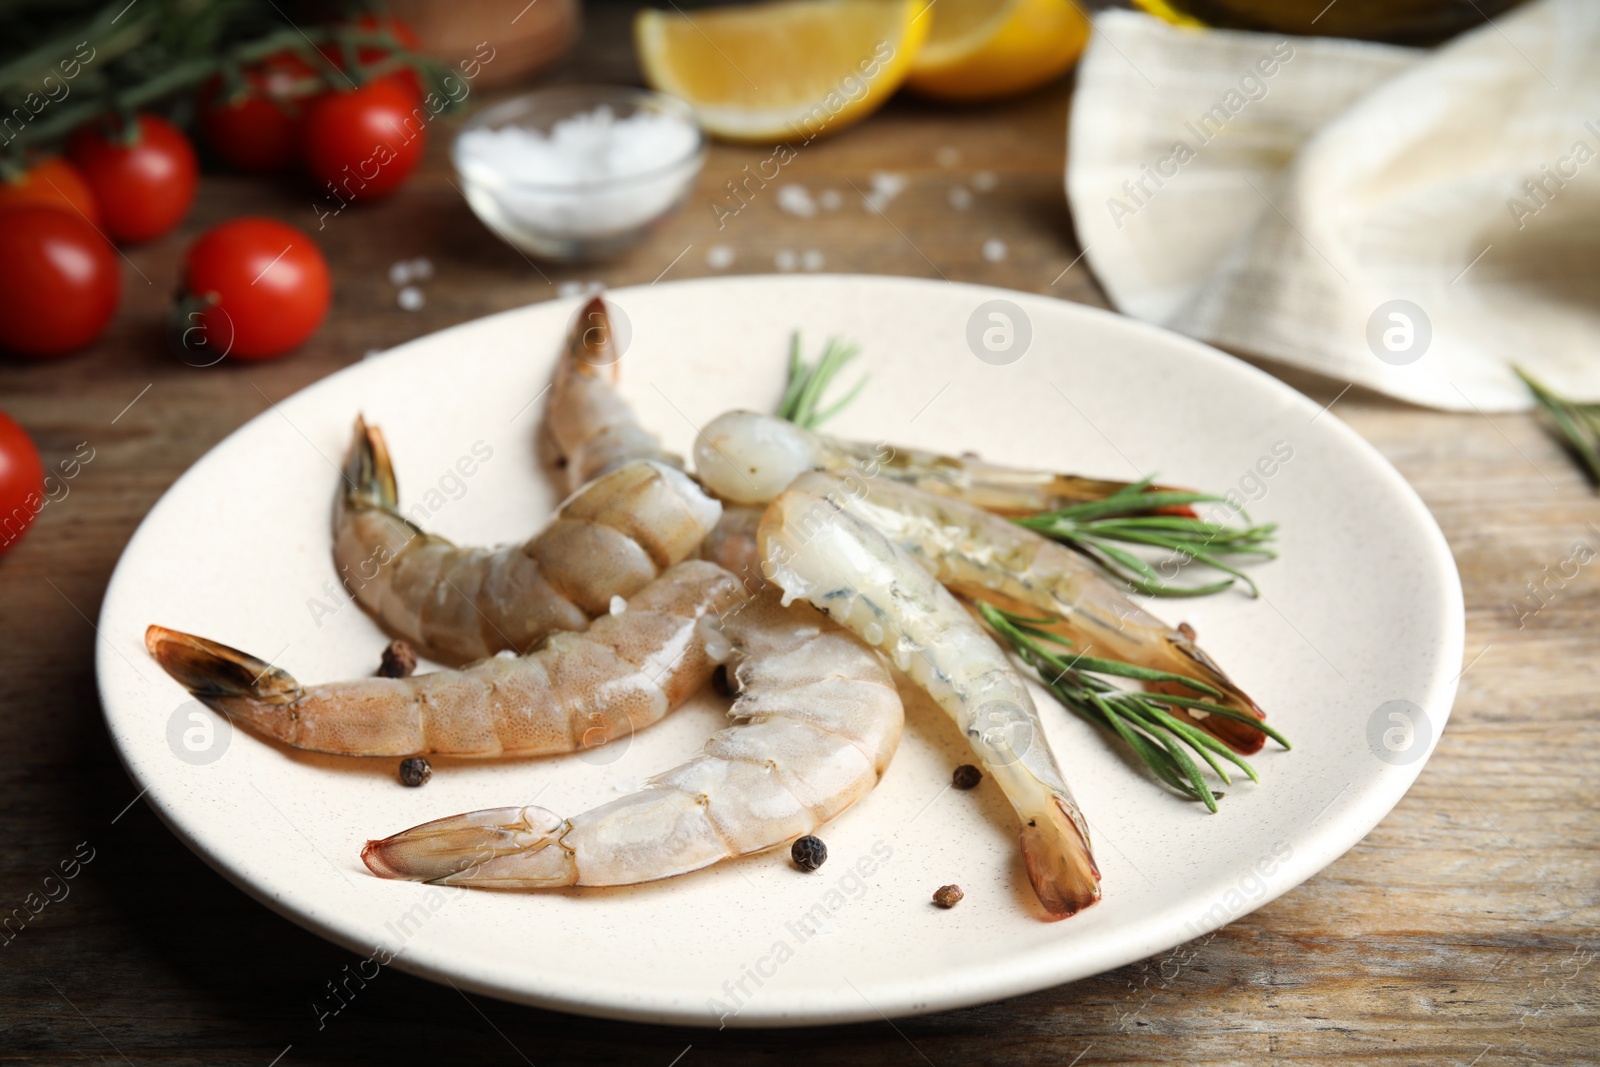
[695,410,1183,516]
[334,418,721,665]
[786,471,1268,754]
[699,504,767,581]
[545,294,681,492]
[361,590,903,887]
[757,476,1101,918]
[145,561,740,757]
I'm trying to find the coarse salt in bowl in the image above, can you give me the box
[453,86,706,262]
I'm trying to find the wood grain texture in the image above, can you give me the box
[0,6,1595,1064]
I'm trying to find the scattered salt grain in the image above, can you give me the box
[609,595,627,615]
[935,146,961,168]
[862,171,907,213]
[455,105,700,238]
[397,285,425,310]
[391,257,434,288]
[801,249,825,271]
[777,184,817,217]
[982,238,1007,263]
[949,186,973,211]
[775,248,798,271]
[707,244,735,270]
[972,170,998,192]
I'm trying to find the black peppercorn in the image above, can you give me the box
[791,835,827,871]
[378,640,417,678]
[952,764,982,790]
[398,756,432,787]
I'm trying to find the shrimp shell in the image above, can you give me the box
[756,476,1101,919]
[145,561,742,757]
[361,591,903,887]
[334,418,720,666]
[695,410,1185,516]
[545,294,681,492]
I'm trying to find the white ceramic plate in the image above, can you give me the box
[98,275,1463,1027]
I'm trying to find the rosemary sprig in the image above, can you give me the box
[979,603,1289,811]
[767,328,1275,596]
[0,3,452,161]
[1515,365,1600,486]
[1014,479,1277,597]
[776,332,869,430]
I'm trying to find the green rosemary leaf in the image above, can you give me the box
[1018,489,1227,525]
[1088,523,1277,557]
[1516,364,1600,486]
[978,602,1287,809]
[1116,569,1238,599]
[1051,653,1221,696]
[1136,707,1219,810]
[1084,539,1163,582]
[1087,691,1204,802]
[811,373,870,427]
[777,334,868,430]
[776,333,809,421]
[1139,703,1260,784]
[1152,695,1294,750]
[1016,482,1276,597]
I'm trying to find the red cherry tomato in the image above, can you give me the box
[0,412,46,555]
[0,158,101,225]
[0,207,120,358]
[199,51,321,173]
[302,78,425,203]
[67,113,198,243]
[202,92,302,172]
[180,218,330,361]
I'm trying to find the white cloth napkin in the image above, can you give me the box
[1066,0,1600,412]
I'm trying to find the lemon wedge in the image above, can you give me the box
[635,0,929,144]
[906,0,1090,102]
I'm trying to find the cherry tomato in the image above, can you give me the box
[0,412,46,555]
[0,158,101,225]
[67,113,198,243]
[302,78,425,203]
[318,15,425,102]
[180,218,330,361]
[199,51,321,173]
[0,207,120,358]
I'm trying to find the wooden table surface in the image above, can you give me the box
[2,6,1596,1064]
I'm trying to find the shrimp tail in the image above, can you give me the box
[547,295,682,488]
[565,294,620,381]
[1156,639,1268,754]
[343,415,401,513]
[144,624,302,744]
[362,806,576,887]
[1020,795,1103,919]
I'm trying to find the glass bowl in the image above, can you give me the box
[452,85,706,263]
